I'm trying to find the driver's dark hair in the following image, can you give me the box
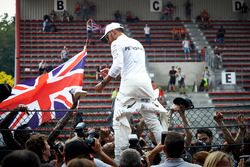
[195,128,213,139]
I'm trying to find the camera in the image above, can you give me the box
[74,122,87,138]
[128,134,143,155]
[85,138,95,147]
[53,142,64,153]
[85,129,100,147]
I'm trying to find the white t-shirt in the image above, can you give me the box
[108,34,155,99]
[182,40,189,48]
[144,26,150,35]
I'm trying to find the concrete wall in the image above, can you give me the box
[20,0,249,20]
[148,62,206,86]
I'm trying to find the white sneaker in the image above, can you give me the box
[75,90,88,98]
[69,88,88,99]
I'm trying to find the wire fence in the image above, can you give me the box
[0,105,250,149]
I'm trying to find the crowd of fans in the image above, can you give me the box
[3,1,250,166]
[0,92,250,167]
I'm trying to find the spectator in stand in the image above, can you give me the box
[61,9,72,22]
[200,46,207,62]
[216,25,226,46]
[42,14,56,32]
[214,52,222,69]
[89,2,97,18]
[168,66,177,92]
[42,18,51,32]
[182,37,191,60]
[25,134,51,164]
[185,0,192,20]
[180,27,187,39]
[82,0,90,21]
[126,11,139,23]
[74,2,82,20]
[60,46,69,62]
[240,2,249,20]
[202,66,211,91]
[171,27,181,40]
[161,1,175,20]
[144,24,151,45]
[1,149,42,167]
[203,151,232,167]
[114,10,122,23]
[200,9,211,28]
[149,131,201,167]
[176,67,186,94]
[86,18,95,45]
[39,59,47,75]
[49,10,57,22]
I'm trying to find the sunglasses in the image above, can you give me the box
[105,33,109,41]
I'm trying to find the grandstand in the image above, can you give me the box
[7,0,250,140]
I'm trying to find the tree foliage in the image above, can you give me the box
[0,13,15,76]
[0,71,14,87]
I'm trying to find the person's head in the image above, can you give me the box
[64,139,93,164]
[25,134,51,162]
[203,151,232,167]
[119,148,142,167]
[241,133,250,155]
[0,83,12,102]
[67,158,96,167]
[163,131,185,158]
[192,151,210,166]
[1,149,41,167]
[14,123,33,146]
[171,66,175,69]
[195,128,213,145]
[100,22,124,44]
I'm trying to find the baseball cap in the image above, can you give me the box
[100,22,124,43]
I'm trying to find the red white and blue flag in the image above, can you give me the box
[0,49,87,129]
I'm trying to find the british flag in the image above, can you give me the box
[0,49,87,129]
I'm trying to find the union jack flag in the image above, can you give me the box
[0,49,87,129]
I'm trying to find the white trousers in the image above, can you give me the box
[113,97,169,163]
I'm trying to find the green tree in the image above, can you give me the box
[0,13,15,76]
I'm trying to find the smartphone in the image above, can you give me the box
[161,131,168,145]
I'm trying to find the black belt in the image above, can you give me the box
[141,99,150,102]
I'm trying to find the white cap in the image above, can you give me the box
[100,22,124,43]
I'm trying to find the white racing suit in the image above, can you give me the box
[113,94,170,162]
[108,34,170,162]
